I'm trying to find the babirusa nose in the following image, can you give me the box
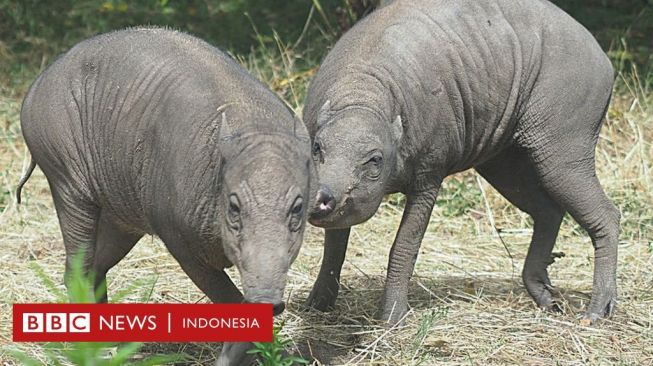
[272,302,286,316]
[312,185,336,218]
[244,299,286,316]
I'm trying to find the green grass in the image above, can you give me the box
[8,255,183,365]
[248,323,310,366]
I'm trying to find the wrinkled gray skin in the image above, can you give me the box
[304,0,617,325]
[18,28,315,365]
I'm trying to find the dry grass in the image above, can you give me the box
[0,45,652,365]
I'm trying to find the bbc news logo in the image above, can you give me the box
[23,313,91,333]
[22,312,156,333]
[13,304,273,342]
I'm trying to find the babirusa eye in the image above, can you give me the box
[289,196,304,232]
[227,194,241,231]
[229,196,239,213]
[312,141,321,156]
[365,153,383,179]
[369,155,383,165]
[292,199,303,215]
[312,141,324,163]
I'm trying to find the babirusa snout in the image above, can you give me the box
[311,185,336,220]
[239,241,293,316]
[243,287,286,316]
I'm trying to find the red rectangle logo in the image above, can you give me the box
[13,304,273,342]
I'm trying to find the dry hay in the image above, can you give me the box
[0,74,651,365]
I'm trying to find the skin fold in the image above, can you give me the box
[303,0,617,325]
[18,27,316,365]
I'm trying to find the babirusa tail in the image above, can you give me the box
[16,159,36,204]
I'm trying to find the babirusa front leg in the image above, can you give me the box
[378,190,438,325]
[305,228,351,311]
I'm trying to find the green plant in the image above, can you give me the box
[247,322,309,366]
[437,175,483,218]
[10,253,183,365]
[412,307,448,353]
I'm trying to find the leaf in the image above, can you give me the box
[29,261,67,302]
[7,351,44,366]
[108,342,143,366]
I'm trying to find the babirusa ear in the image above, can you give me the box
[219,112,233,141]
[317,100,332,126]
[293,115,310,142]
[391,115,403,142]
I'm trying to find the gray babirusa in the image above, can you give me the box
[17,27,316,365]
[303,0,617,326]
